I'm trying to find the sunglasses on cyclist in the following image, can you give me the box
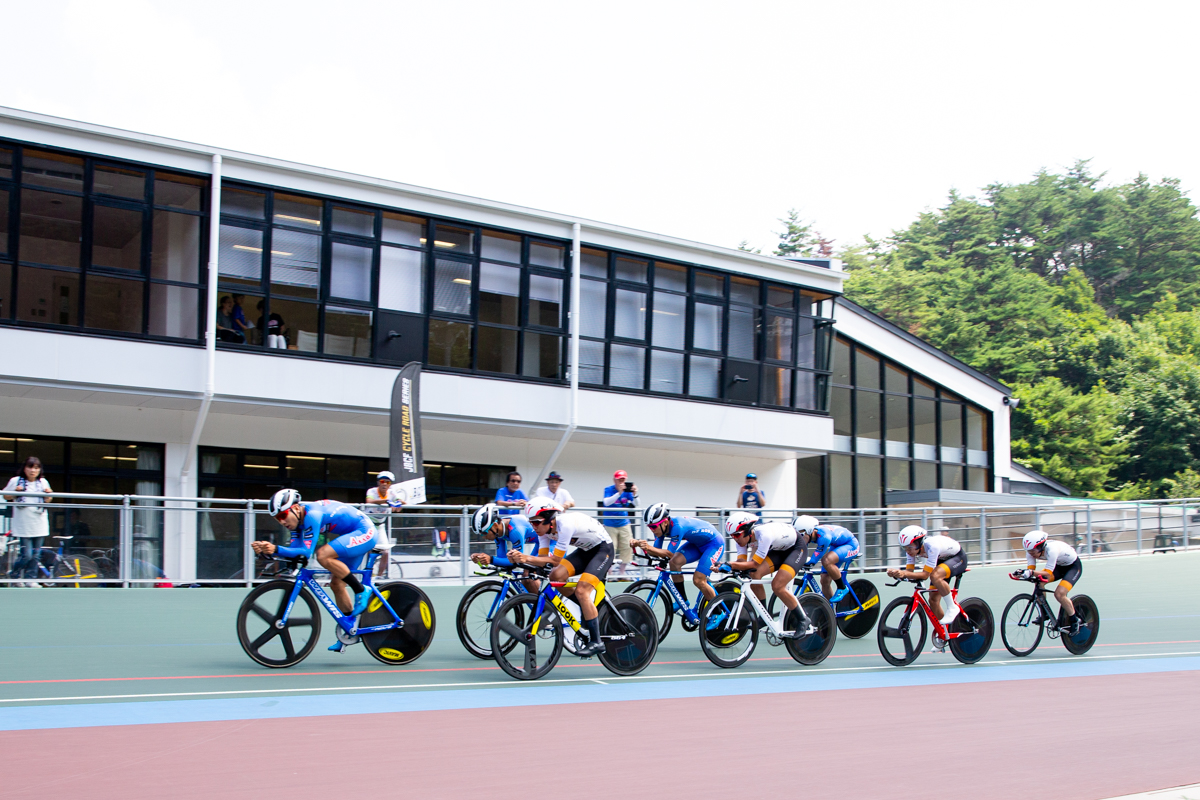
[274,509,292,523]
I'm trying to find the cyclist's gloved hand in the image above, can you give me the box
[1022,569,1034,579]
[716,563,732,573]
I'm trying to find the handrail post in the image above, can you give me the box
[1183,499,1190,552]
[244,500,254,588]
[857,509,865,569]
[1136,504,1142,555]
[460,505,470,586]
[979,509,987,565]
[120,495,132,587]
[1086,504,1093,556]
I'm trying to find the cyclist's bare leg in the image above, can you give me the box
[574,577,598,621]
[316,545,353,613]
[692,570,715,601]
[750,560,772,603]
[1055,580,1076,616]
[928,564,952,620]
[771,565,799,611]
[820,551,842,598]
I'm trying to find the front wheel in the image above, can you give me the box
[1061,595,1100,655]
[236,580,321,668]
[360,582,437,665]
[623,579,673,643]
[784,593,837,665]
[457,580,515,659]
[877,596,927,667]
[597,594,659,676]
[492,593,563,680]
[1000,594,1044,657]
[698,591,759,668]
[948,597,994,664]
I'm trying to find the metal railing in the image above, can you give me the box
[1,492,1195,586]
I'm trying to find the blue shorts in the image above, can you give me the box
[674,538,725,577]
[826,541,860,566]
[329,529,378,571]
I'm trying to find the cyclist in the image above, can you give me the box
[793,515,860,603]
[507,498,614,657]
[722,511,813,637]
[1018,530,1083,635]
[630,502,724,604]
[253,489,377,624]
[469,503,540,592]
[886,525,966,625]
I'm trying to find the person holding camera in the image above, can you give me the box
[601,470,638,573]
[736,473,766,517]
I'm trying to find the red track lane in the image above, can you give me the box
[1,671,1197,800]
[2,639,1196,687]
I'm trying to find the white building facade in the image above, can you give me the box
[0,108,1017,581]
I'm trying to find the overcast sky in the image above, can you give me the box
[5,1,1196,254]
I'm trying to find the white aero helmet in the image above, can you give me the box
[725,511,758,537]
[524,497,564,522]
[643,502,671,527]
[269,488,302,517]
[472,503,502,534]
[897,525,927,548]
[1023,530,1049,551]
[792,514,819,537]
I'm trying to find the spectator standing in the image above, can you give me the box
[737,473,766,516]
[216,296,244,343]
[3,457,53,588]
[365,470,397,579]
[231,294,255,342]
[534,471,575,508]
[601,470,638,572]
[494,471,527,516]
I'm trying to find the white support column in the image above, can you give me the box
[163,441,197,583]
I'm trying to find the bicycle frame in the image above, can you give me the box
[894,575,971,642]
[643,563,706,623]
[795,567,872,619]
[718,574,799,639]
[477,566,543,623]
[529,580,632,644]
[276,552,403,637]
[1012,579,1062,634]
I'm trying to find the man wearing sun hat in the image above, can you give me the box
[601,470,638,572]
[534,471,576,509]
[365,471,399,578]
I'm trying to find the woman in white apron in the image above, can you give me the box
[3,456,53,587]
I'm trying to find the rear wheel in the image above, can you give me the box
[836,579,880,638]
[236,580,321,668]
[1000,594,1044,657]
[1061,595,1099,655]
[360,582,436,666]
[624,579,673,643]
[877,596,927,667]
[456,580,516,659]
[492,593,563,680]
[699,591,759,668]
[948,597,994,664]
[597,594,659,676]
[784,593,837,665]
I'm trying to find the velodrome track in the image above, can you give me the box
[2,552,1198,799]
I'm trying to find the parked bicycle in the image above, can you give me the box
[697,567,837,669]
[877,573,994,666]
[1001,572,1099,656]
[236,551,435,668]
[5,535,102,587]
[489,572,658,680]
[765,564,881,639]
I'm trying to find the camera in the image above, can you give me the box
[624,482,634,492]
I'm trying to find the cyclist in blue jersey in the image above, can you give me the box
[252,489,377,619]
[793,515,860,602]
[469,504,540,591]
[631,502,725,603]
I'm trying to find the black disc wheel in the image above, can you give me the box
[836,579,881,639]
[456,580,518,659]
[1061,595,1100,655]
[361,582,436,666]
[597,594,659,676]
[698,591,759,668]
[624,579,674,643]
[237,580,321,668]
[491,593,563,680]
[948,597,994,664]
[784,593,838,666]
[1000,594,1044,657]
[877,596,927,667]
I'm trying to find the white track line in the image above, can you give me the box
[2,650,1198,705]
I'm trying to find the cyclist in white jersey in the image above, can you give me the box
[507,498,614,656]
[1018,530,1083,634]
[887,525,968,625]
[722,512,812,638]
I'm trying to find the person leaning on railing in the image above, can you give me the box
[3,456,53,588]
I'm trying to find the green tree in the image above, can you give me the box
[774,210,830,258]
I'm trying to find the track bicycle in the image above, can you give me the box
[876,572,994,666]
[764,564,881,639]
[6,535,102,587]
[1000,571,1099,656]
[456,563,544,659]
[489,575,658,680]
[697,567,837,669]
[623,548,741,643]
[236,551,436,668]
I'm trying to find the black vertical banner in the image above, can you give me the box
[388,361,426,504]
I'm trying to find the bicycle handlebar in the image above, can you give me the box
[1009,570,1050,583]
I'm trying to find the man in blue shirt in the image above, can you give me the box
[494,471,527,516]
[736,473,766,516]
[601,469,637,571]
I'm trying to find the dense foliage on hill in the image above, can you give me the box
[778,162,1200,497]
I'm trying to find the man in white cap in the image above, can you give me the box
[534,471,575,508]
[365,471,398,579]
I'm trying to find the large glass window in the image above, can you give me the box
[21,189,82,268]
[379,246,423,313]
